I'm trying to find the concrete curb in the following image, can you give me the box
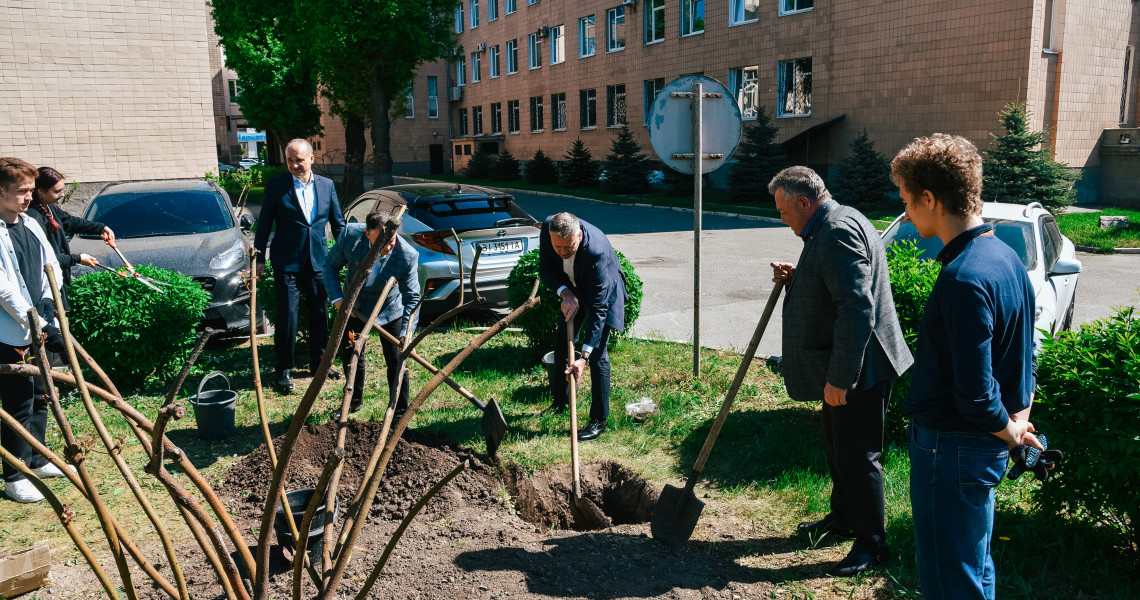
[395,176,785,225]
[1074,244,1140,255]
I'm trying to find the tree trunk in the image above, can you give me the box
[342,114,366,199]
[369,79,394,188]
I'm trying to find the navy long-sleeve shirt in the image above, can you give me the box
[904,224,1036,433]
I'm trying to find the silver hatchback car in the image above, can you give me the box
[343,183,541,318]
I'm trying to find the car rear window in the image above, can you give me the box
[407,195,535,231]
[884,218,1036,270]
[83,190,233,239]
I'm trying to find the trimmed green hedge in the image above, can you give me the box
[885,240,942,445]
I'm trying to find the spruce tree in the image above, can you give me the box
[491,147,520,180]
[727,105,787,202]
[463,146,496,180]
[984,102,1079,211]
[602,125,651,194]
[562,139,599,187]
[830,130,895,211]
[526,149,559,184]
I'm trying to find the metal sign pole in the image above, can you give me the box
[692,82,702,377]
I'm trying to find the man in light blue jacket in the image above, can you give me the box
[324,211,419,415]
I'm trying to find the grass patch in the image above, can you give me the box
[4,327,1135,599]
[1056,208,1140,252]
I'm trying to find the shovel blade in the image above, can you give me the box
[651,483,704,546]
[481,398,508,456]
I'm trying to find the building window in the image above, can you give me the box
[465,144,473,155]
[528,33,542,69]
[730,0,759,25]
[680,0,704,36]
[228,80,240,101]
[427,76,439,118]
[729,66,759,119]
[490,45,501,78]
[489,0,499,21]
[580,88,597,128]
[552,93,567,130]
[508,99,520,133]
[456,57,466,86]
[471,52,481,82]
[642,77,665,125]
[1121,46,1133,124]
[530,95,544,131]
[459,107,469,136]
[606,84,627,127]
[506,39,518,74]
[777,57,812,117]
[779,0,813,16]
[470,0,479,27]
[607,7,625,52]
[473,105,483,135]
[579,15,596,57]
[550,25,564,64]
[644,0,665,44]
[455,5,464,32]
[405,85,414,118]
[527,0,537,4]
[491,102,503,133]
[1043,0,1056,51]
[226,116,232,131]
[506,0,516,14]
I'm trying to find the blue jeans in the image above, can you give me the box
[908,423,1009,600]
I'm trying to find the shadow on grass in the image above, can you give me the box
[166,419,289,470]
[434,342,541,377]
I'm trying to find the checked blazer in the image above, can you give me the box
[781,203,913,402]
[323,224,420,335]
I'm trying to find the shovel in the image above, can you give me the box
[652,280,784,545]
[354,309,508,456]
[566,326,609,530]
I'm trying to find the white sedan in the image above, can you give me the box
[880,201,1082,349]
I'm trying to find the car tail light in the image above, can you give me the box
[411,231,456,255]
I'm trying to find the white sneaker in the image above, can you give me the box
[31,463,75,479]
[4,478,45,503]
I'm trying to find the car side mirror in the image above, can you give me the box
[1049,256,1081,277]
[239,215,253,231]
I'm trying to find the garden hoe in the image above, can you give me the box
[651,281,784,546]
[567,327,609,530]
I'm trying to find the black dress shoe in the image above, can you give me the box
[829,545,888,577]
[274,370,293,394]
[577,419,606,441]
[797,513,853,539]
[543,402,568,415]
[349,397,363,413]
[326,368,342,380]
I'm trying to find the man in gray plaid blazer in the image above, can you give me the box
[769,166,913,577]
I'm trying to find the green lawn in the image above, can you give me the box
[1057,208,1140,252]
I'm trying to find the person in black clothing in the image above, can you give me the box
[30,167,115,308]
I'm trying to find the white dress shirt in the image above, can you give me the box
[293,175,316,223]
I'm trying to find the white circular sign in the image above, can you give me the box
[647,75,742,175]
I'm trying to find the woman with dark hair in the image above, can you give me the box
[30,167,115,306]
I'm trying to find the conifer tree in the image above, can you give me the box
[984,102,1079,211]
[463,146,496,180]
[526,149,559,184]
[562,139,599,187]
[491,147,520,180]
[727,106,787,202]
[602,125,651,194]
[830,130,894,210]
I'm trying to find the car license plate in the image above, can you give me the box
[478,239,523,255]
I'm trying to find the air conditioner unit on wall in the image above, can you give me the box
[476,42,486,52]
[622,0,636,5]
[540,26,551,37]
[448,86,463,101]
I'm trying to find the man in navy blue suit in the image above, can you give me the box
[539,212,626,441]
[254,139,346,393]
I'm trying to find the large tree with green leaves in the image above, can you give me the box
[984,102,1079,211]
[210,0,324,157]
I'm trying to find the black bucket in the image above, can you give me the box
[274,488,340,565]
[189,371,237,441]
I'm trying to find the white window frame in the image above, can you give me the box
[579,15,596,58]
[488,0,499,21]
[427,76,439,119]
[642,77,664,125]
[528,33,542,69]
[489,45,500,78]
[580,88,597,129]
[405,86,414,119]
[552,92,567,130]
[606,7,625,52]
[530,95,544,132]
[777,57,812,118]
[505,0,516,14]
[472,105,483,135]
[779,0,813,16]
[456,57,466,86]
[729,0,759,26]
[1043,0,1056,52]
[527,0,538,5]
[680,0,704,37]
[508,99,520,133]
[470,0,479,28]
[506,39,518,74]
[550,25,565,64]
[729,66,759,120]
[455,5,464,33]
[471,51,481,83]
[644,0,665,45]
[491,102,502,133]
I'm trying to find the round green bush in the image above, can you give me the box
[506,248,642,352]
[69,265,210,390]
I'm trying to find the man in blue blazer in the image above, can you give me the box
[539,212,626,441]
[254,139,346,393]
[325,211,419,415]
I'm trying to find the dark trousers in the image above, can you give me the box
[550,315,612,422]
[340,316,410,413]
[820,377,893,551]
[1,342,48,482]
[273,261,329,373]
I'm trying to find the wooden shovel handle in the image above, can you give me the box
[683,281,784,494]
[568,325,583,499]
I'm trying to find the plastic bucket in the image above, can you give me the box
[190,372,237,441]
[274,488,340,564]
[542,350,581,382]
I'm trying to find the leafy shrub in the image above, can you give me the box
[562,139,599,188]
[885,240,941,444]
[491,148,521,181]
[505,248,643,352]
[526,149,559,185]
[69,266,210,390]
[464,147,496,180]
[1033,304,1140,552]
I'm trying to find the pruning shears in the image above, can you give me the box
[100,240,170,293]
